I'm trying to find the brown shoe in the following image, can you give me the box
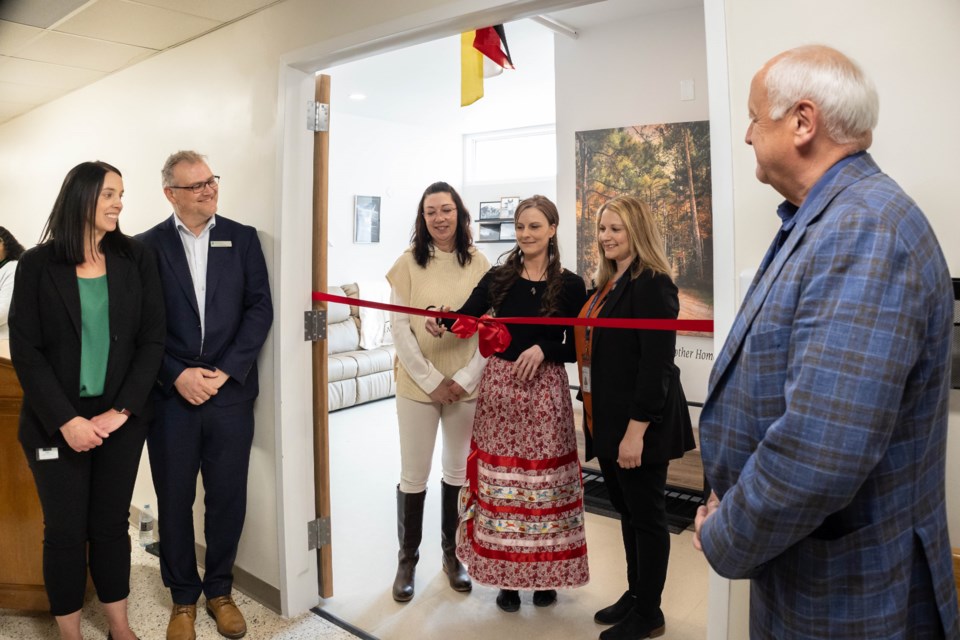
[166,604,197,640]
[206,595,247,639]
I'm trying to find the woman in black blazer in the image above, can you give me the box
[9,161,165,640]
[575,195,694,640]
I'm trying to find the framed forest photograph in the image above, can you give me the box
[575,121,713,334]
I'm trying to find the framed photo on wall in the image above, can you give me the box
[479,201,501,220]
[499,222,516,240]
[500,196,520,218]
[354,195,381,243]
[478,222,501,242]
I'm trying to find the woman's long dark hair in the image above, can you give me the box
[40,161,130,264]
[0,227,26,261]
[488,195,564,316]
[411,181,474,268]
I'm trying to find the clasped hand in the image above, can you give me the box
[429,378,465,405]
[60,409,129,452]
[175,367,230,406]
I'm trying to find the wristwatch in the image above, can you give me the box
[114,407,132,417]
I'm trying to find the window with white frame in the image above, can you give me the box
[463,125,556,183]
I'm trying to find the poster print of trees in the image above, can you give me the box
[575,121,713,331]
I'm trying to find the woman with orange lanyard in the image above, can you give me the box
[576,195,694,640]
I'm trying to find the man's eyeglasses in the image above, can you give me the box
[168,176,220,194]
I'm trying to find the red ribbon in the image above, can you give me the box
[450,315,512,357]
[311,291,713,357]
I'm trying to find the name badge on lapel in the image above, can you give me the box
[36,448,59,461]
[210,240,232,248]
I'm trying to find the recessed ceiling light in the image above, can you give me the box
[349,93,366,101]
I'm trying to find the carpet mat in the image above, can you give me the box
[582,469,704,534]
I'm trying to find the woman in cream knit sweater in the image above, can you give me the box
[385,182,490,602]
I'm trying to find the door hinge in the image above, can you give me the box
[304,309,327,341]
[307,101,329,132]
[307,516,331,549]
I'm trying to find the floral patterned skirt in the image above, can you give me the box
[456,356,589,590]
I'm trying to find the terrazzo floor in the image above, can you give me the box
[0,396,711,640]
[0,536,357,640]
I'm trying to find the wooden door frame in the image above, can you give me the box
[311,73,333,598]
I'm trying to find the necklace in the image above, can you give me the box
[522,264,547,295]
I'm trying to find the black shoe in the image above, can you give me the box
[533,589,557,607]
[599,609,665,640]
[496,589,520,612]
[594,590,637,625]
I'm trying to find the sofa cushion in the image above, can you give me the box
[351,346,394,377]
[327,320,360,355]
[357,371,396,406]
[327,286,352,324]
[328,378,357,412]
[329,353,360,382]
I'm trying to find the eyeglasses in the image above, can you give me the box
[424,206,456,215]
[168,176,220,194]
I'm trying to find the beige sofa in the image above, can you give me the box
[327,283,396,412]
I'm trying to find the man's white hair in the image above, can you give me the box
[765,45,878,147]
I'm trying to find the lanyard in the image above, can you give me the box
[583,273,626,354]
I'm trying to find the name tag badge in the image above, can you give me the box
[581,366,592,394]
[210,240,232,248]
[36,447,59,461]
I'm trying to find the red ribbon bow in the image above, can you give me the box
[450,314,512,358]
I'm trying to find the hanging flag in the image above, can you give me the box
[483,56,503,78]
[461,30,484,106]
[473,25,514,70]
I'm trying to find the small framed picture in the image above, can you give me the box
[354,195,381,243]
[500,196,520,218]
[478,222,501,242]
[478,201,501,220]
[499,221,516,240]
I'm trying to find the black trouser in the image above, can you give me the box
[23,396,148,616]
[148,395,254,604]
[597,457,669,619]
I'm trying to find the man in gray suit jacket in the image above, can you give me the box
[694,46,958,638]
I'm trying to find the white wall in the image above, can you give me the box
[326,112,461,288]
[555,5,712,399]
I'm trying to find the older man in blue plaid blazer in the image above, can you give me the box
[695,45,959,639]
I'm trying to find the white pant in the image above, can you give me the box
[396,396,476,493]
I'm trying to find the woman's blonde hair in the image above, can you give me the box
[593,195,672,290]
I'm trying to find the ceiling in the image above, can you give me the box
[0,0,283,125]
[0,0,702,128]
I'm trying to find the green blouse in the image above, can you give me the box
[78,275,110,398]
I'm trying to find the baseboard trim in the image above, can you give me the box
[128,506,282,614]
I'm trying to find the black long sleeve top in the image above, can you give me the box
[446,268,587,363]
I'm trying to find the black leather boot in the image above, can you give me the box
[392,486,426,602]
[440,481,472,592]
